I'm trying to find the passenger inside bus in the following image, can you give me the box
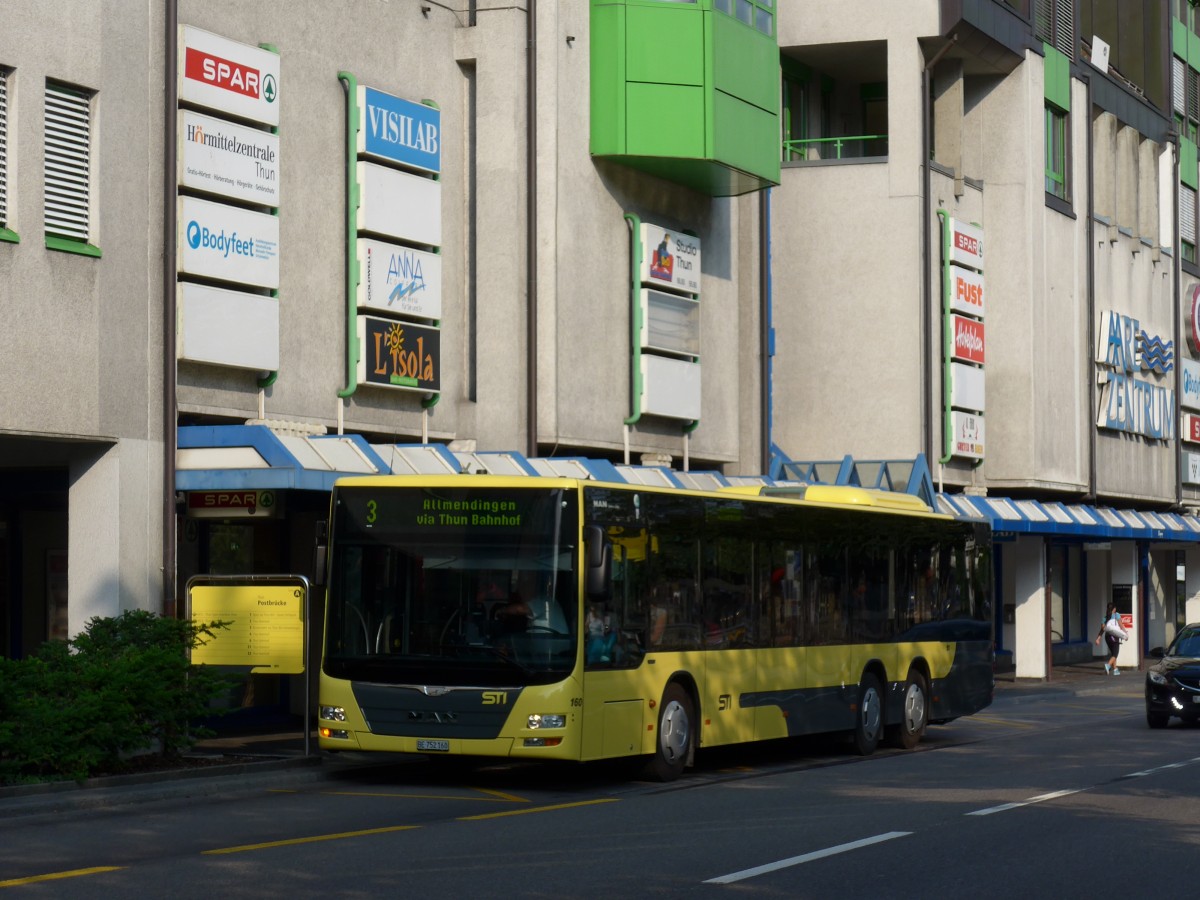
[586,603,619,664]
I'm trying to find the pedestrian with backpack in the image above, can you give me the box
[1094,602,1128,674]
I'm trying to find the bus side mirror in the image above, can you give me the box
[313,520,328,586]
[584,525,612,601]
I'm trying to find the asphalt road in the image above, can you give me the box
[2,677,1195,898]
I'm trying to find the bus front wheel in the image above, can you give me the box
[646,684,693,781]
[852,673,884,755]
[885,670,928,750]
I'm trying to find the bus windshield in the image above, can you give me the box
[324,485,580,687]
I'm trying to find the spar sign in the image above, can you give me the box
[179,26,280,127]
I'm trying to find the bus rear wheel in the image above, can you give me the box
[646,684,693,781]
[886,670,928,750]
[851,673,884,755]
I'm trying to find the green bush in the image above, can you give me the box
[0,611,234,785]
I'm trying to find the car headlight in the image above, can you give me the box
[527,713,566,729]
[320,705,347,722]
[1147,671,1168,686]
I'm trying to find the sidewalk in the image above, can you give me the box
[993,659,1145,702]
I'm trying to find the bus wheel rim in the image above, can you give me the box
[862,687,882,739]
[660,700,689,762]
[903,682,926,732]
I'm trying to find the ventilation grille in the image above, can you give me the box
[1182,185,1196,246]
[0,72,8,227]
[44,83,91,240]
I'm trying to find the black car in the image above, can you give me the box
[1145,623,1200,728]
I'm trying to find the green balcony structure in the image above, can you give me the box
[590,0,781,197]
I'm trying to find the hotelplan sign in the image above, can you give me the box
[179,26,279,127]
[358,86,441,175]
[179,110,280,207]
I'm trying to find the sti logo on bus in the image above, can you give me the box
[482,691,509,705]
[185,47,276,102]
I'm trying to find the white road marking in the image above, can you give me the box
[704,831,912,884]
[1126,757,1200,778]
[966,788,1081,816]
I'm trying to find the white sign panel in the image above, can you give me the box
[949,218,984,270]
[952,410,985,460]
[179,196,279,289]
[640,354,701,421]
[179,26,280,127]
[179,111,280,207]
[358,238,442,320]
[1183,358,1200,412]
[640,289,700,357]
[951,362,986,413]
[357,162,441,248]
[949,264,985,317]
[639,223,701,294]
[178,283,279,371]
[1186,451,1200,486]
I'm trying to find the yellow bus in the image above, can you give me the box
[316,475,993,779]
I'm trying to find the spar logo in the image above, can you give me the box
[185,46,277,103]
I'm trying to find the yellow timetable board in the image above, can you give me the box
[190,583,305,674]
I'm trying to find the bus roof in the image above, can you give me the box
[331,474,945,518]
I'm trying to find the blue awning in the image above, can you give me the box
[175,425,751,493]
[936,493,1200,543]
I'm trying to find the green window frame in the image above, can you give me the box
[714,0,774,37]
[1044,104,1068,200]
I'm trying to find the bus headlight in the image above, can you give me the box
[320,705,346,722]
[527,714,566,729]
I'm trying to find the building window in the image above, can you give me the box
[1034,0,1074,58]
[44,81,96,251]
[1177,0,1200,32]
[1182,183,1197,264]
[1189,66,1200,143]
[1045,104,1068,200]
[0,67,10,235]
[715,0,773,37]
[781,69,807,161]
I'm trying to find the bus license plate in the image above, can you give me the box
[417,739,449,752]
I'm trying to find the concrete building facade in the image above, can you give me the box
[3,1,1200,690]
